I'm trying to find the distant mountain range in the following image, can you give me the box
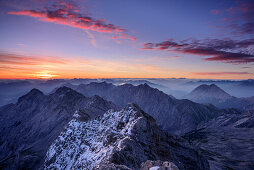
[62,82,239,135]
[185,84,254,111]
[44,103,209,169]
[1,78,253,106]
[0,87,116,169]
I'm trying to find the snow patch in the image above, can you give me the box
[44,106,141,169]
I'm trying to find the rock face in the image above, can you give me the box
[184,111,254,170]
[72,82,239,135]
[186,84,254,111]
[44,103,209,170]
[140,160,179,170]
[0,87,117,169]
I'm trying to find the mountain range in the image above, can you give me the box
[64,82,239,135]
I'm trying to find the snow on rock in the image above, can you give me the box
[149,166,160,170]
[44,103,209,170]
[141,160,179,170]
[44,104,142,169]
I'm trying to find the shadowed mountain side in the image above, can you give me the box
[184,110,254,170]
[65,82,240,135]
[44,103,209,170]
[0,87,117,170]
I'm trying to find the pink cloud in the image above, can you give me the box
[141,38,254,64]
[8,2,136,41]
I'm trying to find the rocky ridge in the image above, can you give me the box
[0,87,117,169]
[44,103,209,170]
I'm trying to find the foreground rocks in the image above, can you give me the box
[140,160,179,170]
[44,103,209,169]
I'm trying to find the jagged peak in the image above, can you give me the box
[29,88,44,95]
[52,86,84,100]
[55,86,73,94]
[17,88,44,103]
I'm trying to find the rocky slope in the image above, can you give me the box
[69,82,239,135]
[184,111,254,170]
[0,87,116,169]
[186,84,254,111]
[44,103,209,170]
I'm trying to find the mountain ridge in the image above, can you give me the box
[69,82,240,135]
[0,87,117,169]
[44,103,209,170]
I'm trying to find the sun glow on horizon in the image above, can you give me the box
[37,71,56,79]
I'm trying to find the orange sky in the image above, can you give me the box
[0,52,253,80]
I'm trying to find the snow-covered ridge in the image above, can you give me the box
[44,103,209,170]
[44,103,144,169]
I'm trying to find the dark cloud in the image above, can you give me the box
[141,43,154,50]
[8,2,135,40]
[141,38,254,63]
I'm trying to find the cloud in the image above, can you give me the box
[0,52,68,65]
[8,2,136,41]
[141,38,254,63]
[85,30,96,47]
[211,1,254,35]
[191,72,252,75]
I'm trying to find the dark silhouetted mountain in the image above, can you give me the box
[186,84,254,111]
[184,110,254,170]
[72,82,238,135]
[44,103,209,170]
[0,87,116,169]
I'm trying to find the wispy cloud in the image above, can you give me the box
[211,1,254,35]
[141,38,254,64]
[191,72,252,75]
[0,52,68,65]
[8,2,136,41]
[85,30,96,47]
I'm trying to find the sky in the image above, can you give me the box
[0,0,253,79]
